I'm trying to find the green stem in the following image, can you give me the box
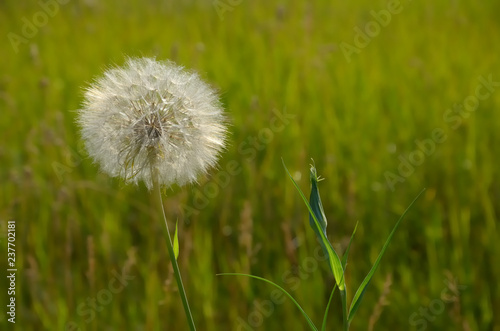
[340,289,349,331]
[154,181,196,331]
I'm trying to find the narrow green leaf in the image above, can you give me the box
[309,162,349,329]
[309,163,328,237]
[173,219,179,261]
[218,273,318,331]
[282,159,345,290]
[321,283,337,331]
[347,189,426,323]
[342,222,359,269]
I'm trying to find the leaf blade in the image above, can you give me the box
[282,159,345,290]
[173,219,179,261]
[218,273,318,331]
[342,221,359,270]
[347,189,426,323]
[321,284,338,331]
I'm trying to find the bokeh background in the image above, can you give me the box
[1,0,499,330]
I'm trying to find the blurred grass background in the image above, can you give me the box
[1,0,499,330]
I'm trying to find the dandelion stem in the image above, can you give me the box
[154,179,196,331]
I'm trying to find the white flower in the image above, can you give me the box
[78,57,227,189]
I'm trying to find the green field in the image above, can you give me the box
[1,0,500,330]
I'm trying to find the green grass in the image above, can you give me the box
[1,0,500,330]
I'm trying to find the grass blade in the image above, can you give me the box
[173,219,179,261]
[282,159,345,291]
[342,222,359,269]
[347,189,426,323]
[321,284,337,331]
[309,162,328,238]
[218,273,318,331]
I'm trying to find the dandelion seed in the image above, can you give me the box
[78,57,227,189]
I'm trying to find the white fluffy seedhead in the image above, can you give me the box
[78,57,227,189]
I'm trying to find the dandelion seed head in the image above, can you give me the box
[78,57,227,189]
